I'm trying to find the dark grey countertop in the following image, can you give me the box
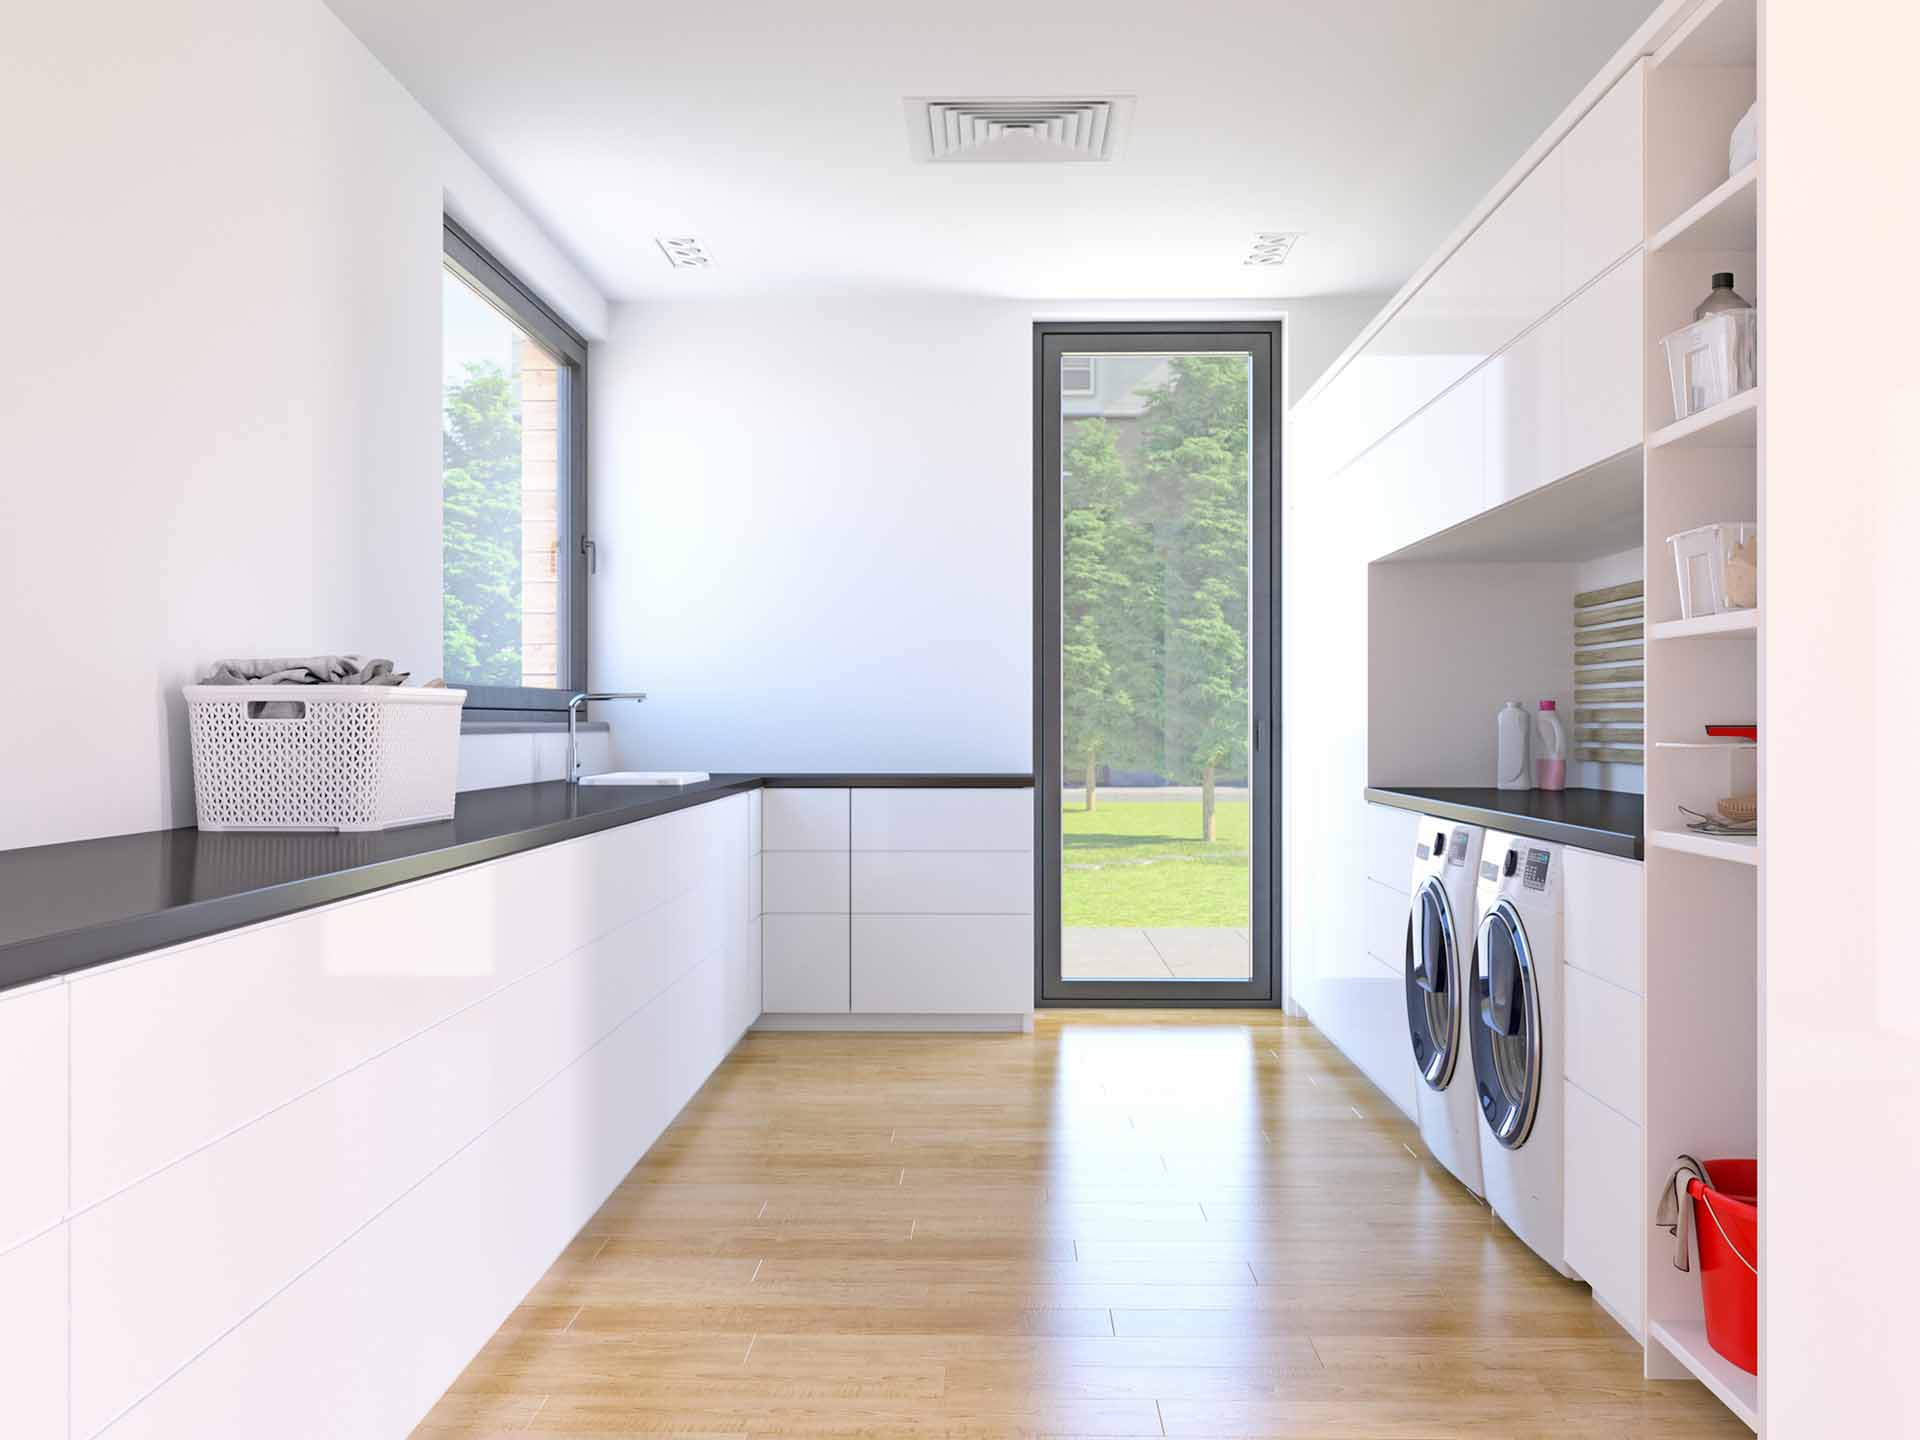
[0,773,1034,995]
[1365,785,1643,860]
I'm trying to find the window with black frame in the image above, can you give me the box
[440,218,589,716]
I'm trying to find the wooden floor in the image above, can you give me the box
[415,1011,1747,1438]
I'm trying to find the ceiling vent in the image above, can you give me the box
[1244,232,1303,267]
[905,96,1135,164]
[655,236,713,270]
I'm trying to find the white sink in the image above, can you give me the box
[579,770,711,787]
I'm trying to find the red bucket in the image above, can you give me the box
[1688,1158,1758,1374]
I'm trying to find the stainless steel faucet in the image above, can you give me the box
[567,692,646,783]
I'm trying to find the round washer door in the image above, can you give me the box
[1403,876,1463,1090]
[1469,898,1543,1149]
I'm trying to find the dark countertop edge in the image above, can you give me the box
[759,774,1034,788]
[1364,786,1643,861]
[0,773,1036,996]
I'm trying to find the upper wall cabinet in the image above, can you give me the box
[1561,64,1646,295]
[1302,64,1646,487]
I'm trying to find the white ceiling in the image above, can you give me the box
[325,0,1657,303]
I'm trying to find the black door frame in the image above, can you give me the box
[1033,321,1283,1007]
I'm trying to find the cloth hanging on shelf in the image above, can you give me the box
[1655,1153,1711,1272]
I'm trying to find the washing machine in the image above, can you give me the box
[1402,816,1486,1197]
[1468,830,1573,1275]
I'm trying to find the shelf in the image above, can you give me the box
[1653,0,1757,69]
[1654,740,1756,751]
[1649,1318,1759,1431]
[1650,828,1759,865]
[1649,389,1759,451]
[1651,164,1757,254]
[1649,610,1758,640]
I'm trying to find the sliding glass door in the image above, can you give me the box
[1035,323,1280,1005]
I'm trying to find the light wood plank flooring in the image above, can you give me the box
[415,1011,1746,1438]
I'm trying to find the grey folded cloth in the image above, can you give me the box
[202,655,408,687]
[1655,1153,1710,1272]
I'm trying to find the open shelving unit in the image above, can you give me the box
[1638,0,1762,1427]
[1650,1317,1762,1429]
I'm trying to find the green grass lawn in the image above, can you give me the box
[1062,799,1250,928]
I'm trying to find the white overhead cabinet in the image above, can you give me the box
[760,787,1034,1027]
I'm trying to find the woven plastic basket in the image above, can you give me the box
[184,684,466,832]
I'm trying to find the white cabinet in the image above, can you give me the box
[852,916,1033,1014]
[851,851,1032,915]
[761,787,855,1012]
[0,1224,67,1440]
[762,850,851,913]
[1565,1080,1644,1338]
[763,787,850,850]
[1560,251,1644,476]
[1364,803,1419,887]
[1560,64,1645,295]
[1562,844,1645,1341]
[848,788,1033,1018]
[0,982,67,1252]
[49,792,759,1438]
[762,915,852,1012]
[1564,848,1645,993]
[1565,965,1645,1124]
[852,788,1030,851]
[1483,312,1564,507]
[761,786,1035,1020]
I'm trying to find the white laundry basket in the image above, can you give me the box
[184,684,466,832]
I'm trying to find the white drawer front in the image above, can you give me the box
[1565,965,1644,1124]
[852,851,1033,915]
[762,915,851,1012]
[1564,847,1644,993]
[0,983,68,1251]
[0,1224,67,1440]
[1365,804,1419,887]
[762,788,850,851]
[852,788,1033,851]
[852,916,1033,1014]
[1564,1080,1643,1337]
[761,851,851,914]
[1365,878,1409,970]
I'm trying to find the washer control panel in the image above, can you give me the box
[1522,848,1552,891]
[1446,829,1472,866]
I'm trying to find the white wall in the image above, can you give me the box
[589,294,1378,774]
[1762,2,1919,1429]
[0,0,605,851]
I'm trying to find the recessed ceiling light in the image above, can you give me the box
[1245,232,1303,267]
[655,236,713,270]
[905,96,1135,163]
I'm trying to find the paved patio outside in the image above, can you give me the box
[1062,926,1251,981]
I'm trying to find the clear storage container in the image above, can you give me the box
[1667,521,1758,619]
[1661,309,1757,420]
[184,684,466,831]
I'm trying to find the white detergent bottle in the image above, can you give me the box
[1496,701,1531,791]
[1534,700,1567,791]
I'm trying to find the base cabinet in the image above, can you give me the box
[853,915,1034,1013]
[761,787,1034,1025]
[22,791,760,1440]
[1565,1080,1645,1339]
